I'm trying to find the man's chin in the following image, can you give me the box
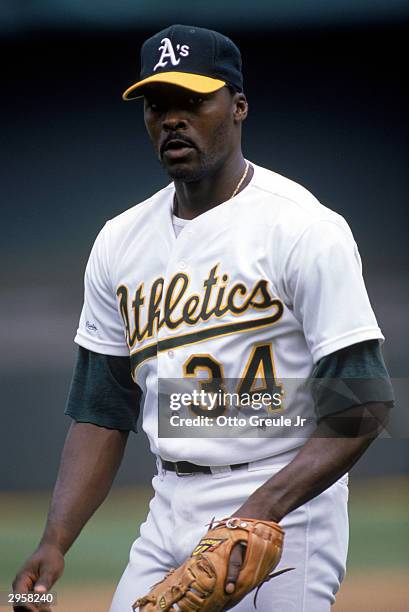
[163,161,204,182]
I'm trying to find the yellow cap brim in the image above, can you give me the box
[122,72,225,101]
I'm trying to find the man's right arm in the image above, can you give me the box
[12,421,128,606]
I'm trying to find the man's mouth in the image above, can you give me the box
[161,138,196,160]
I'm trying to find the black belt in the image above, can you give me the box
[161,459,248,476]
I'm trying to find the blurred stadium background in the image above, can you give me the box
[1,2,408,610]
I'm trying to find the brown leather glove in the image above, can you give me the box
[133,516,289,611]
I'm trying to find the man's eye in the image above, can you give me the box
[146,101,160,111]
[188,96,204,106]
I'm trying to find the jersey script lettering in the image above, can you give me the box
[116,263,282,349]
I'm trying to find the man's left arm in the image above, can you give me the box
[225,339,394,592]
[236,338,394,521]
[233,400,389,524]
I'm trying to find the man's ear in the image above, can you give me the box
[233,93,248,122]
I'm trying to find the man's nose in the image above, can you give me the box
[162,109,187,131]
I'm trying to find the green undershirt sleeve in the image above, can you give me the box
[312,340,394,422]
[65,346,142,433]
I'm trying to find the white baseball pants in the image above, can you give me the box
[110,453,349,612]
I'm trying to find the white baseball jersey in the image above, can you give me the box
[75,162,383,464]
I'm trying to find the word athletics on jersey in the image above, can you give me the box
[116,264,283,349]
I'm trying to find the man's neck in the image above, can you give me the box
[173,152,253,220]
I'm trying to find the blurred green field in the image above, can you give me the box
[0,487,153,588]
[346,477,409,569]
[1,477,408,594]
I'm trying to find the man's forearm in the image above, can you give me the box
[39,421,128,554]
[249,432,372,523]
[236,402,388,522]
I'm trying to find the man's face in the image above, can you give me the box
[143,84,244,181]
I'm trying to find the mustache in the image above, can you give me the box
[160,133,197,156]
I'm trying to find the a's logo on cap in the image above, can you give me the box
[154,37,190,72]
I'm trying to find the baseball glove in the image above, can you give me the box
[132,516,290,611]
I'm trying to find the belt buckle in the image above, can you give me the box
[175,463,194,477]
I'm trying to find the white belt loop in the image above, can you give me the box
[210,465,232,478]
[156,456,165,480]
[247,448,300,472]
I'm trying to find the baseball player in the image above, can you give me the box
[13,25,393,612]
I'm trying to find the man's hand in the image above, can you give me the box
[224,501,278,595]
[225,542,244,594]
[12,544,64,611]
[134,518,284,611]
[11,423,128,610]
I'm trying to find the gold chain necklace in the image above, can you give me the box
[230,161,249,198]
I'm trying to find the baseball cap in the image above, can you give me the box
[122,24,243,101]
